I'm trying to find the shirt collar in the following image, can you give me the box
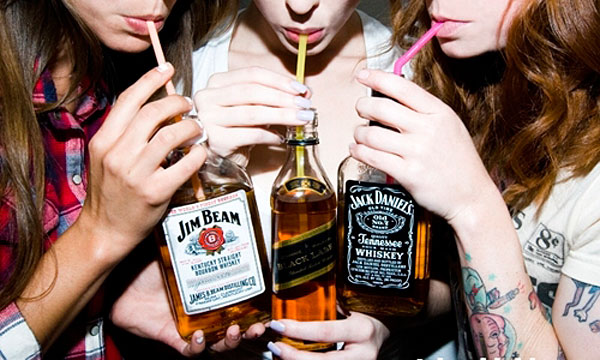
[33,68,110,130]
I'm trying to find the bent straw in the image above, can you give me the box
[393,21,444,76]
[146,21,205,199]
[295,34,308,177]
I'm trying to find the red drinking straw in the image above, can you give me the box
[393,21,444,76]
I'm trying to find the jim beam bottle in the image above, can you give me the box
[271,118,337,351]
[154,115,271,343]
[337,113,431,317]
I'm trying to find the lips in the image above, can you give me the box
[284,28,324,44]
[124,16,165,35]
[431,18,468,38]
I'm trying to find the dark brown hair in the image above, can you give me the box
[390,0,600,212]
[0,0,238,309]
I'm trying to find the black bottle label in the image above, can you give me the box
[273,218,336,291]
[343,180,415,289]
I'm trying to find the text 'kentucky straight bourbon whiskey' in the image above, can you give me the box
[271,120,337,352]
[337,119,431,318]
[154,115,271,343]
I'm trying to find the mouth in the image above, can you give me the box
[124,16,165,35]
[430,16,468,38]
[284,28,324,44]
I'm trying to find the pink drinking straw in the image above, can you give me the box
[146,20,177,95]
[393,21,444,76]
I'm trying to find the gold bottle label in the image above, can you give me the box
[161,189,265,314]
[344,180,416,289]
[273,218,336,291]
[283,176,327,195]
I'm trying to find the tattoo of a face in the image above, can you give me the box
[462,267,520,359]
[562,279,600,333]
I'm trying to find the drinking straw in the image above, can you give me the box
[393,21,444,76]
[146,21,204,199]
[147,21,177,95]
[386,22,444,185]
[295,34,308,177]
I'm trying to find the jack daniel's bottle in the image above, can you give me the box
[271,119,337,351]
[337,112,431,317]
[154,115,271,343]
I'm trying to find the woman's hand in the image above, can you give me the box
[78,63,207,263]
[193,66,313,163]
[352,69,501,226]
[110,259,266,356]
[266,313,390,360]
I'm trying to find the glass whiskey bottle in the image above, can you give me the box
[337,118,432,318]
[271,120,337,351]
[153,115,271,343]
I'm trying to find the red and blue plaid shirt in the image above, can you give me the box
[0,69,120,359]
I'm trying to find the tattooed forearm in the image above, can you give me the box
[563,279,600,332]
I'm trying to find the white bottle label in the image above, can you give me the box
[161,189,265,314]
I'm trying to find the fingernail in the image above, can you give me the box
[269,320,285,333]
[184,96,193,106]
[294,96,312,109]
[357,69,370,80]
[297,109,315,122]
[267,342,282,357]
[156,63,170,73]
[196,336,204,344]
[231,333,241,341]
[192,118,208,145]
[290,80,308,94]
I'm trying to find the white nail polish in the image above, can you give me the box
[294,96,312,109]
[297,109,315,122]
[290,80,308,94]
[267,342,282,357]
[156,63,169,72]
[269,320,285,333]
[196,336,204,344]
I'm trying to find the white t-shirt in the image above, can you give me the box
[191,10,400,254]
[513,162,600,309]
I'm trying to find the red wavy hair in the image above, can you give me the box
[390,0,600,212]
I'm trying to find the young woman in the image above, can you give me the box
[0,0,253,358]
[268,0,600,359]
[191,0,400,242]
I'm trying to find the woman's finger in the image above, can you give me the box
[356,69,448,114]
[131,119,204,173]
[120,94,193,147]
[269,316,376,344]
[197,83,312,110]
[98,64,176,140]
[353,125,415,159]
[179,330,207,357]
[198,103,312,128]
[210,324,242,352]
[355,95,423,134]
[207,66,309,95]
[349,143,410,187]
[144,145,207,205]
[242,322,267,340]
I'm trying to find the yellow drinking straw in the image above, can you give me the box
[295,34,308,177]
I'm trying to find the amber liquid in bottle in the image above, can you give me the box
[271,122,337,352]
[336,103,432,318]
[154,115,271,343]
[336,175,431,317]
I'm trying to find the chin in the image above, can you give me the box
[105,37,152,54]
[439,42,486,59]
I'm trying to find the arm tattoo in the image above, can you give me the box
[562,279,600,333]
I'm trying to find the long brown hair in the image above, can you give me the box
[390,0,600,212]
[0,0,238,309]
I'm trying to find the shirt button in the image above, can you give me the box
[72,174,82,185]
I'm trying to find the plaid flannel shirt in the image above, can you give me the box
[0,69,120,359]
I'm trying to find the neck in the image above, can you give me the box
[49,42,77,111]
